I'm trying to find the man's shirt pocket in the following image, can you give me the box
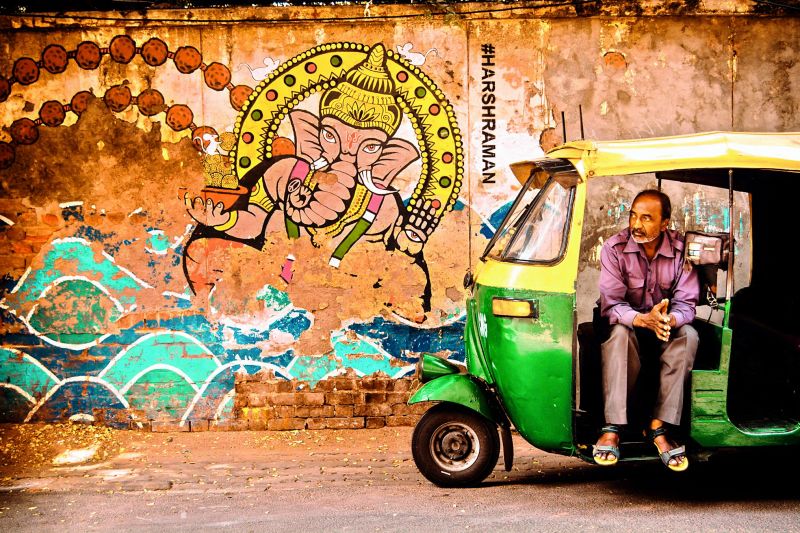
[626,276,646,307]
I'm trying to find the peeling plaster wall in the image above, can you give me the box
[0,2,797,427]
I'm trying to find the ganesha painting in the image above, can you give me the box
[182,42,464,308]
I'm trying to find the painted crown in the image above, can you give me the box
[320,44,402,137]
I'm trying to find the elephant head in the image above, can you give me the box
[281,43,420,228]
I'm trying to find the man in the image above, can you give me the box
[593,189,699,472]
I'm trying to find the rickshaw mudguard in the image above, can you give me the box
[408,374,500,424]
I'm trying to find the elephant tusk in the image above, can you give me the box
[359,169,396,196]
[311,157,329,171]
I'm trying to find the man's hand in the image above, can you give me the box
[633,298,673,341]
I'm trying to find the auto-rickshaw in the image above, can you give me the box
[409,131,800,487]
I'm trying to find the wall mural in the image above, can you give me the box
[0,36,471,426]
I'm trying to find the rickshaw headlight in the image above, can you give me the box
[417,353,464,383]
[492,298,538,319]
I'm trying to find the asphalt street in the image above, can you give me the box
[1,424,799,532]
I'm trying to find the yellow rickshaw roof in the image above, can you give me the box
[510,131,800,184]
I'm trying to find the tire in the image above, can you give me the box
[411,403,500,487]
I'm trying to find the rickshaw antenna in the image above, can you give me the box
[579,105,585,140]
[561,111,567,143]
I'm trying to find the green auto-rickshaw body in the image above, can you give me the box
[410,131,800,485]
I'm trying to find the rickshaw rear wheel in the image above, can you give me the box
[412,403,500,487]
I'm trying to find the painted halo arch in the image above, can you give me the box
[231,42,463,225]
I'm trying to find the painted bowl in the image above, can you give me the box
[200,185,249,211]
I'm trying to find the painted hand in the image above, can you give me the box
[184,193,230,227]
[393,200,437,255]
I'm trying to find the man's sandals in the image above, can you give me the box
[647,425,689,472]
[592,424,621,466]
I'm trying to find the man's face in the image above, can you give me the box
[629,194,668,244]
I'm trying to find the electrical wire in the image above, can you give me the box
[751,0,800,12]
[2,0,603,23]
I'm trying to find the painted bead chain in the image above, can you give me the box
[0,35,253,169]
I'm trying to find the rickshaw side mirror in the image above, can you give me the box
[463,271,474,291]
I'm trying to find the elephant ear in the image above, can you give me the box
[289,110,323,161]
[371,138,420,186]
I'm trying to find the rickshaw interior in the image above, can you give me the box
[574,166,800,450]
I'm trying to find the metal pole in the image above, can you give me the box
[561,111,566,143]
[726,169,735,305]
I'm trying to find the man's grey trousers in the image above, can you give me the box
[602,323,699,426]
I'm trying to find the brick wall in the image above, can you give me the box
[235,370,429,431]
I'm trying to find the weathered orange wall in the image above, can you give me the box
[0,2,797,427]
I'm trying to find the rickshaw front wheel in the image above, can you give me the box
[412,403,500,487]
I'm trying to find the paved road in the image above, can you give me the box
[1,425,799,532]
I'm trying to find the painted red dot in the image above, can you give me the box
[397,71,408,82]
[242,132,254,144]
[431,200,441,209]
[429,104,440,115]
[305,62,317,74]
[266,90,278,101]
[442,152,453,163]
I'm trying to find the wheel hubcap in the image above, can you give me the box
[430,422,480,472]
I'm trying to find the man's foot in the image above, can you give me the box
[648,422,689,472]
[592,425,621,466]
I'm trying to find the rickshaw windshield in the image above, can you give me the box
[483,177,575,264]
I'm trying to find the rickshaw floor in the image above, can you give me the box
[735,417,799,433]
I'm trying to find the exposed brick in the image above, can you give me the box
[334,405,354,417]
[326,417,365,429]
[266,392,296,405]
[247,393,266,407]
[305,417,328,430]
[271,405,296,419]
[326,391,355,405]
[267,418,307,431]
[270,379,295,393]
[365,417,386,429]
[386,392,411,405]
[313,379,335,392]
[355,403,392,417]
[386,415,420,427]
[247,417,268,430]
[363,392,386,404]
[392,403,429,416]
[390,379,409,392]
[331,376,357,391]
[187,420,210,432]
[296,405,335,418]
[361,376,389,391]
[209,419,249,431]
[296,392,325,406]
[150,421,191,432]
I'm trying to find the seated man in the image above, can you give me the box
[593,189,699,472]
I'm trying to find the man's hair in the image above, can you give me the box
[632,189,671,220]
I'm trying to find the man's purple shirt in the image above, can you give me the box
[599,228,699,328]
